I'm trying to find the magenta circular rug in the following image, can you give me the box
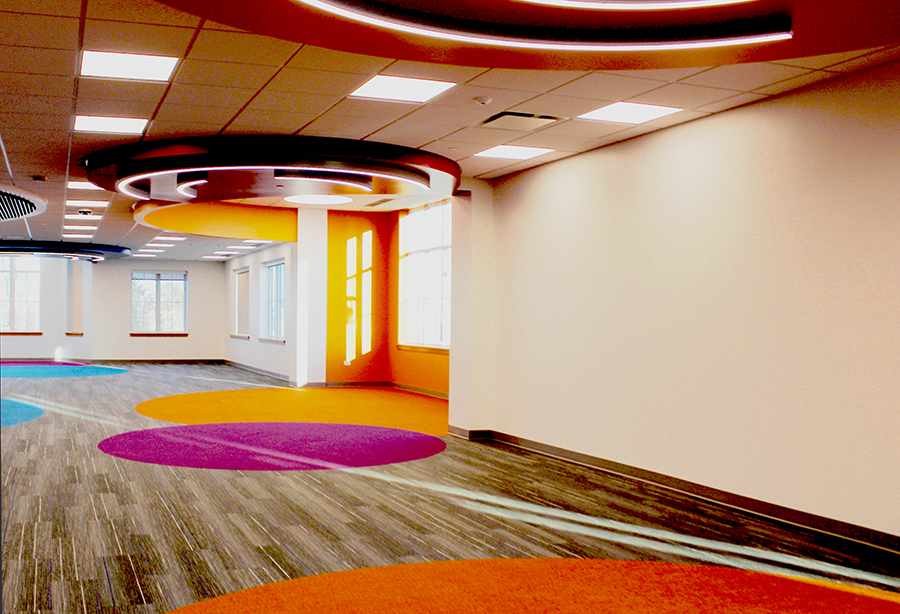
[98,422,446,470]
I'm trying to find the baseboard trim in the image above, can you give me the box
[225,360,291,383]
[307,381,448,399]
[448,427,900,555]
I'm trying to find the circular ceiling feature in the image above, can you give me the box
[84,135,461,236]
[0,241,131,262]
[150,0,900,69]
[0,184,47,222]
[284,194,354,205]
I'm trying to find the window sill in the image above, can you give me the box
[130,332,189,337]
[259,337,286,345]
[230,334,251,340]
[65,331,85,337]
[397,344,449,355]
[0,331,43,336]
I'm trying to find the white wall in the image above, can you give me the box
[0,257,84,360]
[478,61,900,535]
[224,208,328,384]
[91,259,226,360]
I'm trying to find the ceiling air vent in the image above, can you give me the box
[482,111,560,131]
[0,184,47,222]
[364,198,392,208]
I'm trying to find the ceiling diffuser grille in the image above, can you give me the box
[0,184,47,221]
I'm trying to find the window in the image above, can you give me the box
[0,256,41,332]
[345,230,373,363]
[399,200,451,349]
[265,261,285,339]
[234,269,250,336]
[131,271,187,332]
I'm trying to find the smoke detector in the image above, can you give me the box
[0,183,47,222]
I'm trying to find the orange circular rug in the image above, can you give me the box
[136,387,448,436]
[167,559,900,613]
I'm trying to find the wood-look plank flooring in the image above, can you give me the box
[2,362,898,613]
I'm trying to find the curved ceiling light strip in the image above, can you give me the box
[293,0,792,50]
[0,241,131,262]
[0,184,48,222]
[516,0,760,10]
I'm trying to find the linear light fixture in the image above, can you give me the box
[474,145,555,160]
[226,245,257,250]
[64,225,98,231]
[214,251,239,255]
[145,243,175,248]
[74,115,148,135]
[578,101,682,123]
[202,255,227,259]
[133,254,156,258]
[294,0,792,50]
[516,0,760,9]
[81,51,179,81]
[350,75,456,103]
[62,233,93,239]
[66,200,107,208]
[139,249,164,253]
[157,236,186,241]
[67,181,103,191]
[65,214,103,220]
[244,239,273,244]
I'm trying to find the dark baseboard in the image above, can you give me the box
[309,381,448,399]
[448,427,900,554]
[226,360,291,382]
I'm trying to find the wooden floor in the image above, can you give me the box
[2,362,898,613]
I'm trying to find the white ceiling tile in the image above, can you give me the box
[539,118,632,139]
[0,72,73,97]
[400,104,495,129]
[86,0,201,26]
[366,120,456,148]
[509,94,612,119]
[481,151,575,178]
[0,128,69,154]
[826,45,900,72]
[445,126,529,146]
[245,90,337,114]
[381,61,488,83]
[298,113,393,139]
[428,85,534,110]
[0,94,70,116]
[154,103,236,124]
[326,98,417,121]
[188,30,300,66]
[629,83,740,109]
[0,112,70,132]
[287,46,392,74]
[2,0,80,17]
[753,71,841,95]
[83,19,195,56]
[266,68,368,96]
[164,83,257,109]
[466,68,586,93]
[75,97,155,117]
[222,111,303,134]
[0,13,79,50]
[692,92,767,113]
[457,156,518,178]
[509,132,599,153]
[78,78,169,102]
[600,66,712,82]
[420,140,489,161]
[0,46,77,76]
[772,47,885,70]
[174,59,279,89]
[679,63,812,92]
[548,72,667,101]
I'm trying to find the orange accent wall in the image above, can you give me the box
[387,211,450,396]
[325,210,449,396]
[325,211,392,383]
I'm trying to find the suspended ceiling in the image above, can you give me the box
[1,0,899,260]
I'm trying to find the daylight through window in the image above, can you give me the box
[0,256,41,332]
[131,271,187,332]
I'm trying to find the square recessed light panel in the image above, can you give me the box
[579,102,682,123]
[74,116,148,134]
[81,51,178,81]
[350,75,456,103]
[474,145,555,160]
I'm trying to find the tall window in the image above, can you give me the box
[265,261,285,339]
[345,230,373,363]
[399,200,451,349]
[234,269,250,336]
[0,256,41,332]
[131,272,187,332]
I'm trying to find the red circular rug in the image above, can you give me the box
[166,559,900,613]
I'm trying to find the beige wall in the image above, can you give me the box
[92,259,226,360]
[480,61,900,535]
